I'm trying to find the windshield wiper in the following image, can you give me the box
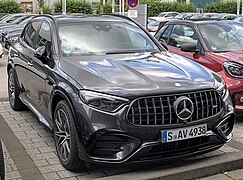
[105,50,143,55]
[105,49,158,55]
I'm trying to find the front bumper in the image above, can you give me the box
[222,72,243,113]
[73,91,235,165]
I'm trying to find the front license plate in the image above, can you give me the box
[161,124,207,143]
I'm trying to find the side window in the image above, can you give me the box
[36,22,52,58]
[159,25,173,44]
[168,25,198,48]
[22,21,41,49]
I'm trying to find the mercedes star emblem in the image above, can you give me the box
[174,96,194,122]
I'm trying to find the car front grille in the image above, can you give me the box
[127,90,223,126]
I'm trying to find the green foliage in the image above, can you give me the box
[139,1,195,17]
[205,2,240,14]
[0,0,21,13]
[95,2,129,14]
[96,2,113,14]
[54,0,92,14]
[103,2,112,14]
[42,4,53,14]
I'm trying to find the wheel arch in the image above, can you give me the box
[51,89,77,122]
[7,60,14,75]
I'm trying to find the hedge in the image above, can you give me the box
[42,4,53,14]
[95,1,195,16]
[140,1,195,17]
[54,0,92,14]
[205,2,241,14]
[0,0,21,13]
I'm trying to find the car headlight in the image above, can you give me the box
[9,37,18,42]
[211,71,228,99]
[223,62,243,78]
[79,90,129,112]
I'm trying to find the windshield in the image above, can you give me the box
[159,12,167,17]
[58,21,159,56]
[199,22,243,52]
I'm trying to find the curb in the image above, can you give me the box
[98,152,243,180]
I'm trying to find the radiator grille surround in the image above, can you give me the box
[127,90,223,126]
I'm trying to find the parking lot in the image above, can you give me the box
[1,51,243,180]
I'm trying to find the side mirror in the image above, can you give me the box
[34,46,45,59]
[181,43,199,53]
[34,46,48,64]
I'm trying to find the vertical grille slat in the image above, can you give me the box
[205,92,209,117]
[209,91,214,116]
[127,90,223,126]
[214,91,218,113]
[167,97,172,124]
[145,99,150,125]
[152,98,157,125]
[138,100,142,125]
[131,107,135,124]
[194,94,199,120]
[160,97,164,125]
[199,93,204,119]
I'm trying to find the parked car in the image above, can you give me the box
[155,20,243,113]
[158,12,180,18]
[1,16,35,47]
[0,140,4,180]
[0,14,24,24]
[8,15,234,171]
[234,16,243,23]
[210,13,237,20]
[3,32,19,50]
[0,13,7,19]
[147,19,170,35]
[173,13,196,20]
[0,44,3,58]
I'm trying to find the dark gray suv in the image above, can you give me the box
[7,15,234,171]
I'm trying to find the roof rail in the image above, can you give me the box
[186,18,223,21]
[101,13,135,22]
[32,14,57,22]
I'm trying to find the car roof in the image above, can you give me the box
[32,15,130,24]
[165,19,236,25]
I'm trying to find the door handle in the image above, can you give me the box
[27,62,33,66]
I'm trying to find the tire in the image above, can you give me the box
[8,69,26,111]
[0,140,5,180]
[53,100,84,171]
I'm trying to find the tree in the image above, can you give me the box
[0,0,21,13]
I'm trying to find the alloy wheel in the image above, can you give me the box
[54,109,71,161]
[8,72,15,106]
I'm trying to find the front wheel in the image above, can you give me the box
[8,69,26,111]
[53,100,84,171]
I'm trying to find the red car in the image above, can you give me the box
[155,20,243,113]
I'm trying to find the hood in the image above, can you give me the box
[59,52,216,98]
[209,51,243,63]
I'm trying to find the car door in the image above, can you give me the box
[25,21,51,117]
[158,24,207,67]
[13,21,41,98]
